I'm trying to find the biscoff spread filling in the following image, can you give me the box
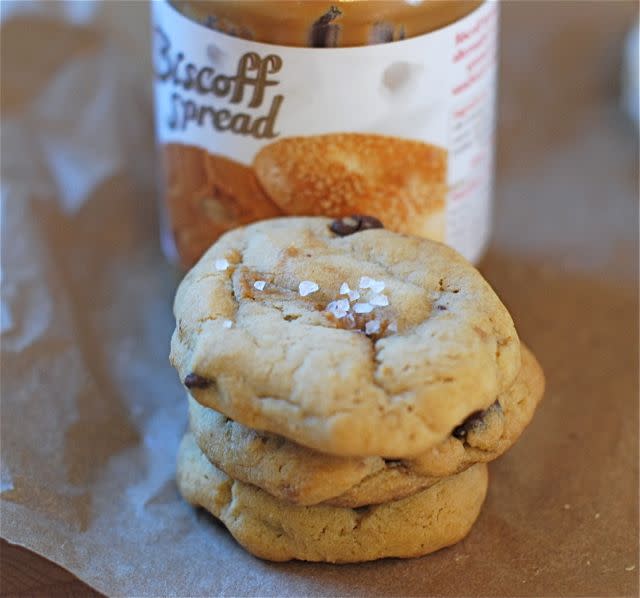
[210,216,403,341]
[170,0,483,47]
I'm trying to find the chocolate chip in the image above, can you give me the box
[310,6,341,47]
[330,215,384,236]
[384,459,404,467]
[452,400,500,439]
[184,373,212,389]
[452,411,484,439]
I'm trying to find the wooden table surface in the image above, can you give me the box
[0,541,99,597]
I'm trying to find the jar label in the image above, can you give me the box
[152,1,499,267]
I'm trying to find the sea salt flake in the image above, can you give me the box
[215,258,229,271]
[222,320,233,329]
[369,293,389,307]
[348,289,360,302]
[326,301,348,319]
[339,282,351,295]
[299,280,319,296]
[327,299,350,318]
[336,299,350,312]
[254,280,266,291]
[370,280,385,293]
[365,320,381,335]
[359,276,375,289]
[354,302,373,314]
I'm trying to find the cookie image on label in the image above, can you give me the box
[253,133,448,241]
[162,143,281,268]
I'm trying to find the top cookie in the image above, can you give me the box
[171,217,520,457]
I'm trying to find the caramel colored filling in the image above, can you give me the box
[170,0,483,47]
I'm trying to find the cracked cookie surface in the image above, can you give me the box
[177,433,488,563]
[189,345,543,507]
[171,217,520,457]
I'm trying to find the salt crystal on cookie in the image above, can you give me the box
[370,280,385,293]
[354,302,374,314]
[359,276,375,289]
[365,320,381,335]
[299,281,319,297]
[326,300,349,319]
[215,258,229,271]
[369,294,389,307]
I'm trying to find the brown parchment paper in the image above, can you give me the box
[1,1,638,596]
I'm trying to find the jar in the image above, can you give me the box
[152,0,498,268]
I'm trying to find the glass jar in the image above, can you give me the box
[152,0,498,268]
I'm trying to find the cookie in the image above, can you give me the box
[253,134,447,240]
[177,433,489,563]
[162,143,281,268]
[188,345,543,507]
[170,217,520,458]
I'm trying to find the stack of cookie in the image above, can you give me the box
[172,217,544,563]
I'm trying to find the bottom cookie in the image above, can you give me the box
[177,433,488,563]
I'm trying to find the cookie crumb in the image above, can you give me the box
[625,565,635,571]
[215,258,229,271]
[254,280,267,291]
[299,281,319,297]
[354,302,374,314]
[563,503,571,510]
[594,512,600,519]
[370,293,389,307]
[222,320,233,329]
